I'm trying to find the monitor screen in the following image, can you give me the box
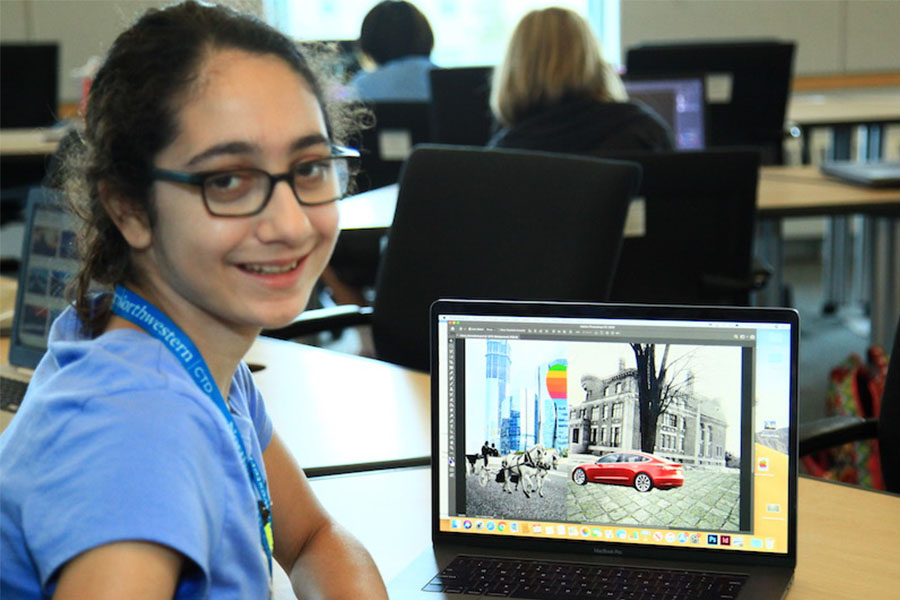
[624,77,706,150]
[0,43,59,128]
[435,309,794,557]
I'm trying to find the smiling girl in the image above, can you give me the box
[0,2,387,598]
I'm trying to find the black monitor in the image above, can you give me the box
[624,75,707,150]
[625,40,794,164]
[429,66,496,146]
[1,43,59,128]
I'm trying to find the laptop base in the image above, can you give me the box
[389,544,793,599]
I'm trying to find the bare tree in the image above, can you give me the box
[630,344,695,453]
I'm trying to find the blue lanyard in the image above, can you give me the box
[111,285,274,583]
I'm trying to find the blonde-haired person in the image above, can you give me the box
[488,7,673,154]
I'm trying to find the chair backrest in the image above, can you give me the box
[371,145,641,371]
[879,317,900,493]
[429,66,496,146]
[605,149,761,306]
[625,40,794,164]
[354,101,434,193]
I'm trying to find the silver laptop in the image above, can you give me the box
[820,160,900,188]
[389,299,798,599]
[1,187,78,414]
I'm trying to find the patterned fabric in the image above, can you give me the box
[801,346,888,489]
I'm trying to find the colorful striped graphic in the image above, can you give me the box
[545,359,567,399]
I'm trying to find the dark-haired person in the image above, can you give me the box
[488,7,673,154]
[349,0,436,101]
[0,2,387,598]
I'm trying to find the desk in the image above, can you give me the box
[787,87,900,162]
[0,332,431,475]
[337,171,900,347]
[236,336,430,475]
[293,469,900,599]
[0,128,60,157]
[758,166,900,349]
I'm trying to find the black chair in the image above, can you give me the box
[266,145,641,371]
[800,317,900,493]
[329,102,434,292]
[605,149,766,306]
[625,40,795,165]
[353,101,434,192]
[429,66,496,146]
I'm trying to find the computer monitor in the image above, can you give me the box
[625,40,794,164]
[0,43,59,128]
[624,75,706,150]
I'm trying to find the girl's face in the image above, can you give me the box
[124,49,339,337]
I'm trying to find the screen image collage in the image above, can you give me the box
[460,337,752,539]
[18,211,79,349]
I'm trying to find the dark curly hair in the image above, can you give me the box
[65,0,366,336]
[358,0,434,65]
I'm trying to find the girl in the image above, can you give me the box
[0,2,387,598]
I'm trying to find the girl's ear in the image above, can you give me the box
[100,182,152,250]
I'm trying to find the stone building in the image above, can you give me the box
[569,362,727,467]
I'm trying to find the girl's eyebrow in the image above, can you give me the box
[185,134,332,167]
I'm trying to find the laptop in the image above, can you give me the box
[820,160,900,188]
[389,299,798,599]
[1,187,78,415]
[623,75,707,150]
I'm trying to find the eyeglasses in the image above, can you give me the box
[151,146,361,217]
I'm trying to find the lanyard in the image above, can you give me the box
[111,285,274,585]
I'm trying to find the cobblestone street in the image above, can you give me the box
[566,467,741,531]
[464,458,568,522]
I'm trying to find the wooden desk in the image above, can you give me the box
[757,166,900,349]
[0,128,61,156]
[759,165,900,218]
[294,469,900,599]
[787,87,900,129]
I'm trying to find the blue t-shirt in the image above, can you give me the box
[0,306,274,599]
[350,55,435,102]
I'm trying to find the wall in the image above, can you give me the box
[0,0,263,103]
[620,0,900,76]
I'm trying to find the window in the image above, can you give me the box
[598,453,618,463]
[615,382,622,394]
[573,428,579,443]
[612,402,622,419]
[267,0,622,69]
[590,427,597,444]
[612,426,621,446]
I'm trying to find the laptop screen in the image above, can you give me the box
[433,301,797,560]
[624,76,706,150]
[9,189,79,369]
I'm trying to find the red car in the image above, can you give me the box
[571,451,684,492]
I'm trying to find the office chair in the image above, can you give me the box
[604,149,767,306]
[625,40,795,165]
[429,67,496,146]
[799,317,899,493]
[353,101,434,192]
[265,145,641,371]
[328,102,434,293]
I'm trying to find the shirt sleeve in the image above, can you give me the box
[22,389,227,594]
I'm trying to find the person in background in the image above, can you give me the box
[350,0,436,102]
[0,2,387,598]
[488,7,673,154]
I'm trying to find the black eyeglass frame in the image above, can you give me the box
[150,145,361,217]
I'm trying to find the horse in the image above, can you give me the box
[500,444,545,497]
[465,453,491,487]
[531,448,560,498]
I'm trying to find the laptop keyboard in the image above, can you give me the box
[424,555,747,599]
[1,376,28,412]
